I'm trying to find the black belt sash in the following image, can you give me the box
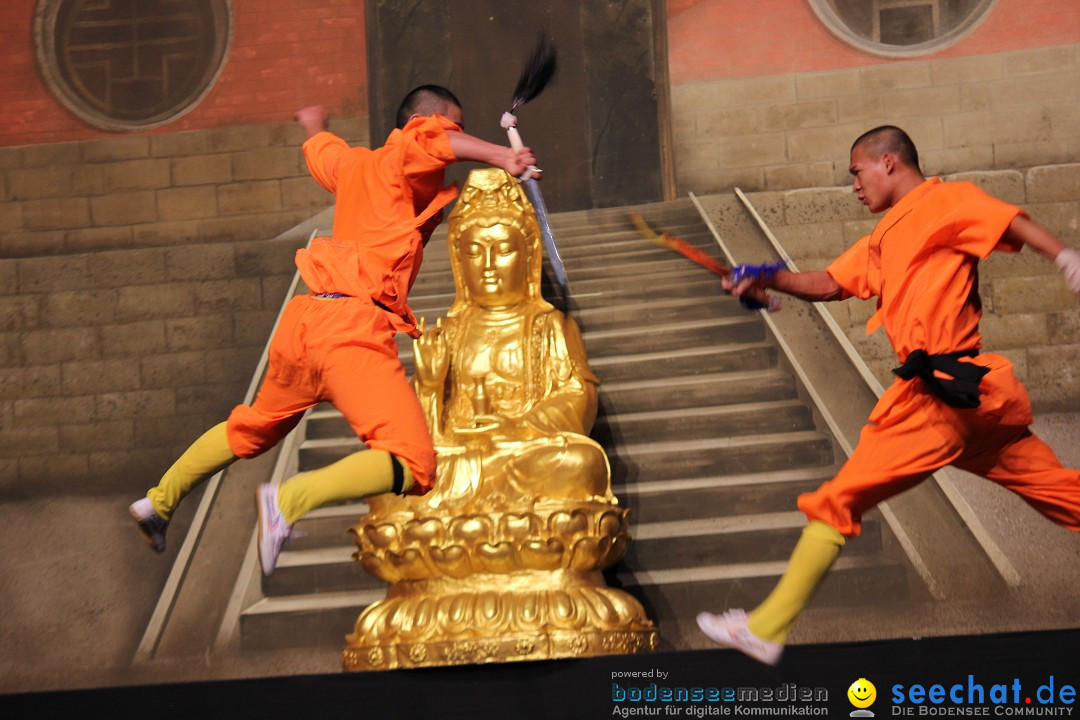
[892,349,988,408]
[311,293,412,330]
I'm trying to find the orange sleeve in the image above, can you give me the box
[398,114,459,184]
[946,182,1026,258]
[302,131,352,194]
[826,235,874,301]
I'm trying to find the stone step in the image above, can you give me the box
[565,265,730,297]
[616,472,832,525]
[613,465,834,497]
[263,544,380,596]
[622,514,884,569]
[549,201,699,232]
[567,276,726,311]
[613,556,913,645]
[549,237,723,271]
[572,295,746,333]
[583,317,767,358]
[593,400,814,447]
[280,501,368,552]
[611,432,834,487]
[546,228,717,259]
[570,257,722,283]
[239,590,381,651]
[598,369,798,415]
[588,343,779,384]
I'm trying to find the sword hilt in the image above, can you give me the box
[501,112,541,182]
[731,262,785,312]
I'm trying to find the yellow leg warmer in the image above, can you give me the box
[277,449,414,525]
[747,520,845,644]
[146,422,238,520]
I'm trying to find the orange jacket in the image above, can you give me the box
[827,178,1025,362]
[827,178,1033,427]
[296,115,461,338]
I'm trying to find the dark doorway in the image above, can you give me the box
[365,0,670,211]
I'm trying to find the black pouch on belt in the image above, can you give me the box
[892,349,990,409]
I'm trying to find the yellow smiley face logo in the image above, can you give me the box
[848,678,877,708]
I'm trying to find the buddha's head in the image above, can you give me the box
[447,169,550,314]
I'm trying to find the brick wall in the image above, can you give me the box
[671,44,1080,196]
[0,0,368,259]
[0,118,367,258]
[0,225,328,495]
[722,164,1080,411]
[666,0,1080,84]
[0,0,367,147]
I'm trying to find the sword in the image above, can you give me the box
[501,35,569,305]
[501,113,569,303]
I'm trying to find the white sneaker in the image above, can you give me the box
[256,484,292,576]
[696,609,783,666]
[129,497,168,553]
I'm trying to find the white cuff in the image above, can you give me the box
[1056,248,1080,293]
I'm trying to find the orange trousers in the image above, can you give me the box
[799,354,1080,537]
[226,295,436,493]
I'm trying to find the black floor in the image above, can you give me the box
[4,629,1078,719]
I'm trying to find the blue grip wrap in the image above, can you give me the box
[731,262,785,311]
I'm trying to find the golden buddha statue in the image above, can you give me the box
[343,169,656,671]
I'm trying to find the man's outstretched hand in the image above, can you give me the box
[1057,247,1080,293]
[295,105,329,139]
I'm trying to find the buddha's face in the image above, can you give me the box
[459,223,530,309]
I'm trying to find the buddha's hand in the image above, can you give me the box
[455,416,534,445]
[454,415,503,436]
[413,317,449,388]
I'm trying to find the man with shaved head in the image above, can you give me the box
[395,85,464,129]
[851,124,919,170]
[130,86,540,577]
[696,125,1080,665]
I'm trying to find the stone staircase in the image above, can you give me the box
[230,197,928,654]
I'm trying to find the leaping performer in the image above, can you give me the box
[129,86,538,575]
[697,125,1080,665]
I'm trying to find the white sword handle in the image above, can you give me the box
[501,112,540,182]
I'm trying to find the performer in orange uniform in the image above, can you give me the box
[130,86,538,576]
[697,125,1080,665]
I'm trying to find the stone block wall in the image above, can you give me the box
[0,118,367,258]
[672,44,1080,196]
[737,164,1080,410]
[0,228,321,496]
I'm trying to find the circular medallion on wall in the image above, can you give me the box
[808,0,997,58]
[34,0,232,132]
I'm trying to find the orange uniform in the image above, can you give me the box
[799,178,1080,536]
[225,115,462,492]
